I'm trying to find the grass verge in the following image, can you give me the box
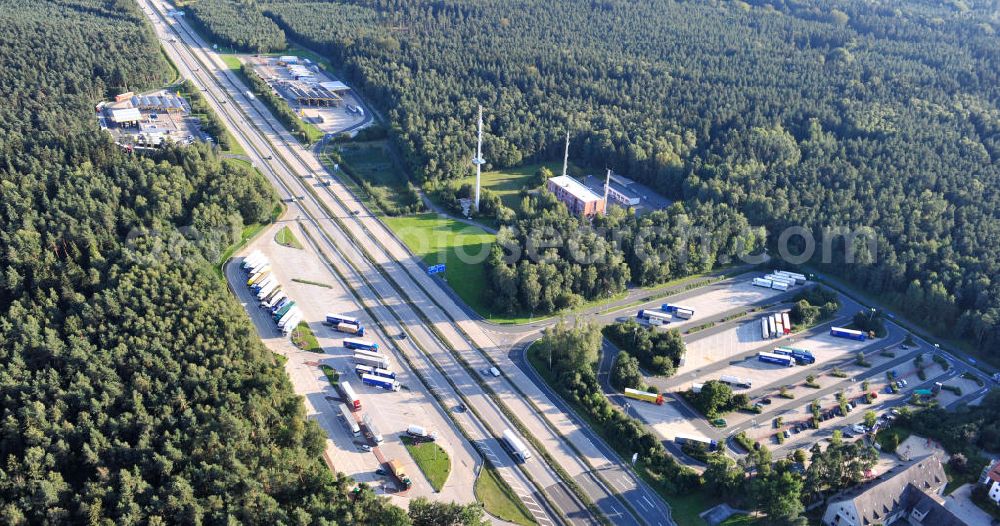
[318,364,339,387]
[475,465,537,526]
[275,225,304,249]
[291,278,332,288]
[455,161,558,211]
[291,321,322,353]
[400,436,451,492]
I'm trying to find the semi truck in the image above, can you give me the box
[273,301,296,321]
[761,317,772,339]
[773,347,815,365]
[281,313,302,336]
[344,338,378,352]
[253,275,275,293]
[771,281,789,291]
[781,312,792,334]
[406,425,439,442]
[335,322,365,336]
[362,412,383,443]
[624,388,664,405]
[752,277,773,289]
[764,274,794,286]
[256,281,278,300]
[768,317,777,337]
[270,297,290,313]
[325,313,359,327]
[775,270,807,284]
[247,267,270,286]
[502,429,532,462]
[277,308,301,329]
[691,382,704,394]
[719,375,753,389]
[341,381,361,410]
[662,304,695,319]
[339,403,360,436]
[248,259,269,275]
[831,327,867,341]
[242,251,265,269]
[354,353,390,370]
[774,316,784,336]
[262,290,286,309]
[674,435,718,451]
[758,351,795,367]
[355,365,396,380]
[361,373,400,392]
[637,309,672,325]
[388,459,412,489]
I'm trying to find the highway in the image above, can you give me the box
[137,2,664,525]
[141,3,570,525]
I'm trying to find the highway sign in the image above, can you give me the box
[427,264,446,275]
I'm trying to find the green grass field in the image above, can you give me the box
[455,162,558,210]
[475,465,536,526]
[331,141,418,215]
[382,213,495,315]
[401,436,451,492]
[275,225,304,249]
[220,54,242,71]
[318,364,339,387]
[292,321,322,353]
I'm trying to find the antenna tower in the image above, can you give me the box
[472,105,486,211]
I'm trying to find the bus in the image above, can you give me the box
[502,429,532,462]
[344,338,379,352]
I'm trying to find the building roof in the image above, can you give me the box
[319,80,350,92]
[606,178,641,200]
[548,175,604,203]
[828,455,947,526]
[987,460,1000,484]
[899,484,968,526]
[109,108,142,123]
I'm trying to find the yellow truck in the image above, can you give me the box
[388,459,412,489]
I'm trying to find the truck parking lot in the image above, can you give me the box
[226,222,478,507]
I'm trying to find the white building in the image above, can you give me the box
[604,176,641,206]
[821,455,965,526]
[981,459,1000,504]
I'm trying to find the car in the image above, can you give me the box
[396,332,407,340]
[353,210,361,215]
[711,418,728,427]
[760,398,772,405]
[265,155,273,160]
[884,386,893,394]
[453,404,466,413]
[375,468,388,476]
[890,408,900,416]
[849,401,857,408]
[783,430,791,438]
[898,379,908,387]
[900,345,909,350]
[489,367,501,377]
[359,444,372,452]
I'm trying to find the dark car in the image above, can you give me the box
[760,398,772,405]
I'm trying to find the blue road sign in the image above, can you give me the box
[427,264,446,275]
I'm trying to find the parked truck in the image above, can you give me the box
[758,351,795,367]
[335,322,365,336]
[361,373,400,392]
[719,375,752,389]
[354,352,390,370]
[662,304,695,319]
[362,412,383,443]
[273,301,296,321]
[831,327,867,341]
[624,388,664,405]
[242,251,264,269]
[262,290,286,309]
[761,317,771,339]
[281,312,302,336]
[387,459,412,489]
[339,403,360,436]
[781,312,792,334]
[752,277,773,289]
[637,309,671,325]
[325,313,359,327]
[675,435,718,451]
[344,338,378,352]
[341,381,361,410]
[773,347,815,365]
[775,270,807,284]
[256,281,278,300]
[406,425,439,442]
